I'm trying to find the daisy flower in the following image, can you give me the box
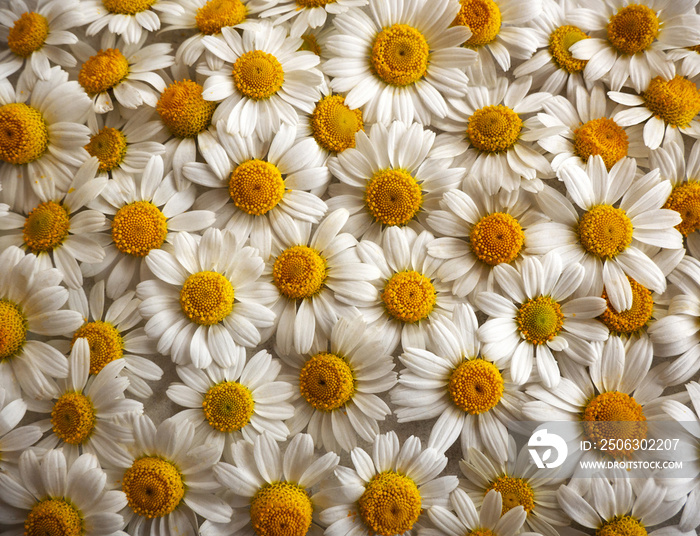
[0,387,42,471]
[260,0,367,37]
[667,45,700,79]
[0,246,83,401]
[279,315,397,453]
[185,122,329,259]
[200,22,323,138]
[392,304,528,461]
[476,252,609,388]
[166,349,294,456]
[137,227,276,369]
[527,155,683,312]
[201,432,339,536]
[327,121,465,242]
[82,0,184,44]
[0,449,127,536]
[316,431,458,536]
[323,0,475,125]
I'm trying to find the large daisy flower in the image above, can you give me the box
[476,252,609,388]
[82,0,184,44]
[391,304,528,461]
[0,387,42,472]
[260,0,367,37]
[279,315,397,453]
[323,0,475,125]
[316,431,458,536]
[327,121,465,242]
[200,22,323,138]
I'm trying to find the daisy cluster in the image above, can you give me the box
[2,0,700,535]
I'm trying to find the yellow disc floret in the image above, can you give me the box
[102,0,156,15]
[232,50,285,100]
[365,169,423,226]
[157,80,217,139]
[642,75,700,128]
[228,159,285,216]
[297,0,336,6]
[8,12,49,58]
[664,181,700,236]
[273,245,327,300]
[548,25,588,73]
[516,296,564,345]
[299,352,355,411]
[582,391,647,457]
[202,381,255,433]
[486,476,535,515]
[72,321,124,375]
[23,201,70,253]
[195,0,247,35]
[85,127,128,172]
[359,471,422,536]
[51,392,96,445]
[573,118,629,170]
[454,0,502,47]
[180,271,235,325]
[600,278,653,335]
[0,103,49,165]
[122,457,185,518]
[382,270,436,324]
[607,4,658,56]
[470,212,524,266]
[467,105,523,153]
[300,33,321,56]
[310,95,364,153]
[371,24,429,86]
[578,204,633,259]
[250,481,313,536]
[112,201,168,257]
[24,499,83,536]
[449,359,504,414]
[79,48,130,96]
[597,516,648,536]
[0,299,27,361]
[468,530,497,536]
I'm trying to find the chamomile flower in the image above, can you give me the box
[667,45,700,79]
[201,432,339,536]
[200,22,323,138]
[166,350,294,456]
[0,449,128,536]
[82,0,184,44]
[323,0,475,125]
[0,387,42,471]
[137,227,276,369]
[327,121,465,242]
[260,0,367,37]
[391,304,528,461]
[279,315,397,453]
[185,122,329,259]
[316,431,458,536]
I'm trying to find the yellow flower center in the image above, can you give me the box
[470,212,524,266]
[310,95,364,153]
[516,296,564,345]
[195,0,247,35]
[664,181,700,236]
[250,482,313,536]
[228,159,285,216]
[112,201,168,257]
[359,471,422,536]
[122,457,185,518]
[0,103,49,165]
[156,80,217,139]
[8,12,48,58]
[51,392,96,445]
[578,205,633,259]
[232,50,285,100]
[688,45,700,54]
[642,75,700,128]
[468,530,497,536]
[72,321,125,375]
[467,105,522,153]
[448,359,504,414]
[364,169,423,226]
[297,0,336,6]
[382,270,436,324]
[600,278,653,335]
[573,118,629,170]
[202,381,255,433]
[300,33,321,56]
[454,0,502,47]
[272,245,327,300]
[486,476,535,515]
[0,299,27,361]
[79,48,130,96]
[179,271,235,325]
[548,25,589,73]
[23,201,71,253]
[24,499,83,536]
[85,127,128,172]
[607,4,658,56]
[582,391,647,458]
[102,0,156,15]
[299,352,355,411]
[371,24,429,87]
[597,516,648,536]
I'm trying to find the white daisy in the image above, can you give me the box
[82,0,184,44]
[667,45,700,79]
[327,121,466,242]
[137,227,277,369]
[185,122,329,259]
[392,304,528,461]
[260,0,367,37]
[0,387,42,472]
[279,314,397,453]
[323,0,475,125]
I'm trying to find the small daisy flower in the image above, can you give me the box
[0,387,42,471]
[476,252,609,388]
[201,432,339,536]
[82,0,184,44]
[166,349,294,456]
[0,449,127,536]
[316,431,458,536]
[280,315,397,453]
[200,22,323,138]
[327,121,465,242]
[260,0,367,37]
[137,227,276,369]
[323,0,475,125]
[392,304,528,461]
[185,122,329,259]
[667,45,700,79]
